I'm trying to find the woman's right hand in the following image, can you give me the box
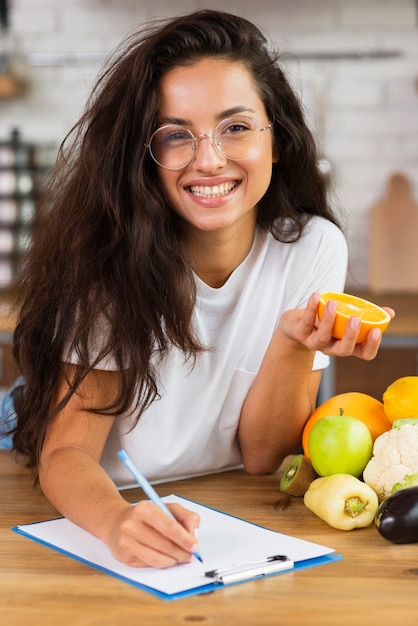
[40,366,200,569]
[106,499,201,568]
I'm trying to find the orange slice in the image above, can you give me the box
[318,292,391,343]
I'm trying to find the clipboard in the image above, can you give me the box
[12,495,342,601]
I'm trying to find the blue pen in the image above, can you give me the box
[117,449,203,563]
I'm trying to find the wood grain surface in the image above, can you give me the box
[1,450,418,625]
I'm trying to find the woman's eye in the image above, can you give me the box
[163,129,191,145]
[223,123,249,135]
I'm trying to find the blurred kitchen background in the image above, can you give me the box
[0,0,417,399]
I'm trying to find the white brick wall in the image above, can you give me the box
[1,0,417,289]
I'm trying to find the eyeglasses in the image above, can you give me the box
[146,116,273,170]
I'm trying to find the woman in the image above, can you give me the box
[9,10,392,568]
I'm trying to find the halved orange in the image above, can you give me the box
[318,292,391,343]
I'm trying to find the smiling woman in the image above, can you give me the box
[4,9,393,569]
[154,58,276,248]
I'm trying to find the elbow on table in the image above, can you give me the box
[243,455,280,476]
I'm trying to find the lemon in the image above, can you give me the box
[382,376,418,423]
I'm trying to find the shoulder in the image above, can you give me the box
[263,216,347,258]
[299,216,347,248]
[261,217,348,295]
[302,217,348,270]
[292,216,348,271]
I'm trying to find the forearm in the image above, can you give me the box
[39,446,130,545]
[38,366,200,568]
[238,326,319,475]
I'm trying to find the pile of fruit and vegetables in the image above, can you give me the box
[279,376,418,544]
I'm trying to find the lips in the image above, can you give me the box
[188,181,238,198]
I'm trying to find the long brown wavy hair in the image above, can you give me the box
[12,9,341,468]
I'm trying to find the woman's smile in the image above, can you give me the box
[188,180,239,198]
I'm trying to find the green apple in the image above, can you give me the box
[308,415,373,477]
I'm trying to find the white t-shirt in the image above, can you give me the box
[72,217,348,487]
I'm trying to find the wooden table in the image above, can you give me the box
[1,451,418,625]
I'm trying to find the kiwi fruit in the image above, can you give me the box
[279,454,319,497]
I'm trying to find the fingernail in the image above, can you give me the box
[191,528,200,553]
[327,300,337,314]
[192,528,199,552]
[349,316,361,330]
[371,328,381,340]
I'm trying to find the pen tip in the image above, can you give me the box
[195,553,203,563]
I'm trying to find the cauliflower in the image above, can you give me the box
[362,423,418,500]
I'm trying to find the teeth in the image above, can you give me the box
[189,182,237,197]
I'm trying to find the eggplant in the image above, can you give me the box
[375,485,418,544]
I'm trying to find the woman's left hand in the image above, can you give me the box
[280,292,395,361]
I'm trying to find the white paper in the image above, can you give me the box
[14,495,335,596]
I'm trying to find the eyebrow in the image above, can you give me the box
[158,106,257,127]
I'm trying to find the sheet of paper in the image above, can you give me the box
[13,495,336,597]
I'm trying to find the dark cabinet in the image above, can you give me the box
[332,344,418,401]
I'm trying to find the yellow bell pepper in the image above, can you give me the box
[303,474,379,530]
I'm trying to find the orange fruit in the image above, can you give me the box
[318,292,391,343]
[302,391,391,458]
[382,376,418,423]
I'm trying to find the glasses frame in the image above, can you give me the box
[145,116,273,170]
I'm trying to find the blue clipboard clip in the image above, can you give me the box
[204,554,294,585]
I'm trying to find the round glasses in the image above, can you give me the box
[146,116,273,170]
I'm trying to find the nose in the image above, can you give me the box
[191,134,226,171]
